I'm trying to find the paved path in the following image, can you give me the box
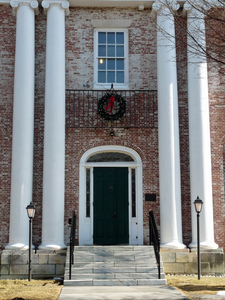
[58,285,189,299]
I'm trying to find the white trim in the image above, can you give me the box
[93,28,129,90]
[79,145,143,245]
[67,0,153,9]
[80,145,141,164]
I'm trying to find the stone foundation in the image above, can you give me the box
[1,248,224,279]
[0,249,66,279]
[161,248,224,276]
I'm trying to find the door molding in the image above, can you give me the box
[79,145,143,245]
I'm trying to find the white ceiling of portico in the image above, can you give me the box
[0,0,200,9]
[68,0,153,8]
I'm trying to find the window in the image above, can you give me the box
[87,152,134,162]
[94,29,129,89]
[86,169,90,218]
[131,169,136,218]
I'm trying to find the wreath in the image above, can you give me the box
[98,92,126,121]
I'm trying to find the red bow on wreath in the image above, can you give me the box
[105,96,115,114]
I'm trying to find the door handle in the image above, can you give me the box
[113,211,117,218]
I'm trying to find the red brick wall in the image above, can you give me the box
[206,14,225,250]
[32,12,46,246]
[208,63,225,250]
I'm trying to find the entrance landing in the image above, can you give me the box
[58,285,189,300]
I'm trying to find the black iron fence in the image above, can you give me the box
[149,210,161,279]
[66,89,157,128]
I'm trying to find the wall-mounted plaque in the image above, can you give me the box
[145,194,156,202]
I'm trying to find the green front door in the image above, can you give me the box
[93,167,129,245]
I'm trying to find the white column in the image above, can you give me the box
[6,0,38,250]
[39,0,69,250]
[153,2,185,249]
[185,4,218,249]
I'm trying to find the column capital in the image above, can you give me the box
[183,1,212,15]
[42,0,70,16]
[152,0,180,13]
[10,0,39,15]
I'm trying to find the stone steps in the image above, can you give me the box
[64,246,166,286]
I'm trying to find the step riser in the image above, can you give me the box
[74,246,151,251]
[72,256,156,262]
[65,267,162,273]
[64,279,167,286]
[66,262,157,268]
[64,273,165,280]
[73,251,155,256]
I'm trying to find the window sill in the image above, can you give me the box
[93,83,130,90]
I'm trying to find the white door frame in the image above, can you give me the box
[79,145,143,245]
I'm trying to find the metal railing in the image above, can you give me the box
[68,210,76,280]
[66,89,157,128]
[149,210,161,279]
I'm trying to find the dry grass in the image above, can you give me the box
[0,276,225,300]
[0,279,62,300]
[166,275,225,299]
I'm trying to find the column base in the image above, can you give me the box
[189,240,218,249]
[161,241,186,249]
[5,243,29,250]
[39,243,67,250]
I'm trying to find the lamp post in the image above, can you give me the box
[194,196,203,280]
[26,202,35,281]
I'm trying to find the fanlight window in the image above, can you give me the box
[87,152,134,162]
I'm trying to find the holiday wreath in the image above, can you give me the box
[98,92,126,121]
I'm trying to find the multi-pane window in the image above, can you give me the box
[94,29,128,88]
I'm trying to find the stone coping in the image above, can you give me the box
[160,248,224,253]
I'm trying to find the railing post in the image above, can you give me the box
[149,210,161,280]
[69,236,72,280]
[149,211,152,245]
[158,237,161,279]
[69,210,76,280]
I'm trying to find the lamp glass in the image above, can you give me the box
[194,197,203,213]
[26,202,35,219]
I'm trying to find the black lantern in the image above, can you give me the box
[26,202,36,219]
[26,202,35,281]
[193,196,203,280]
[194,196,203,214]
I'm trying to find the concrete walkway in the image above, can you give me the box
[58,285,189,299]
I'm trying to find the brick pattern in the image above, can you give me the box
[0,6,224,251]
[206,15,225,251]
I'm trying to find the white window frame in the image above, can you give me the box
[94,28,129,90]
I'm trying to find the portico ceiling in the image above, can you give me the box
[0,0,217,9]
[68,0,153,9]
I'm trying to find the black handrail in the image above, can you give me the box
[69,210,76,280]
[149,210,161,279]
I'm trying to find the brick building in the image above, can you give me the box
[0,0,225,262]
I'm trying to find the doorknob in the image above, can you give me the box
[113,211,117,218]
